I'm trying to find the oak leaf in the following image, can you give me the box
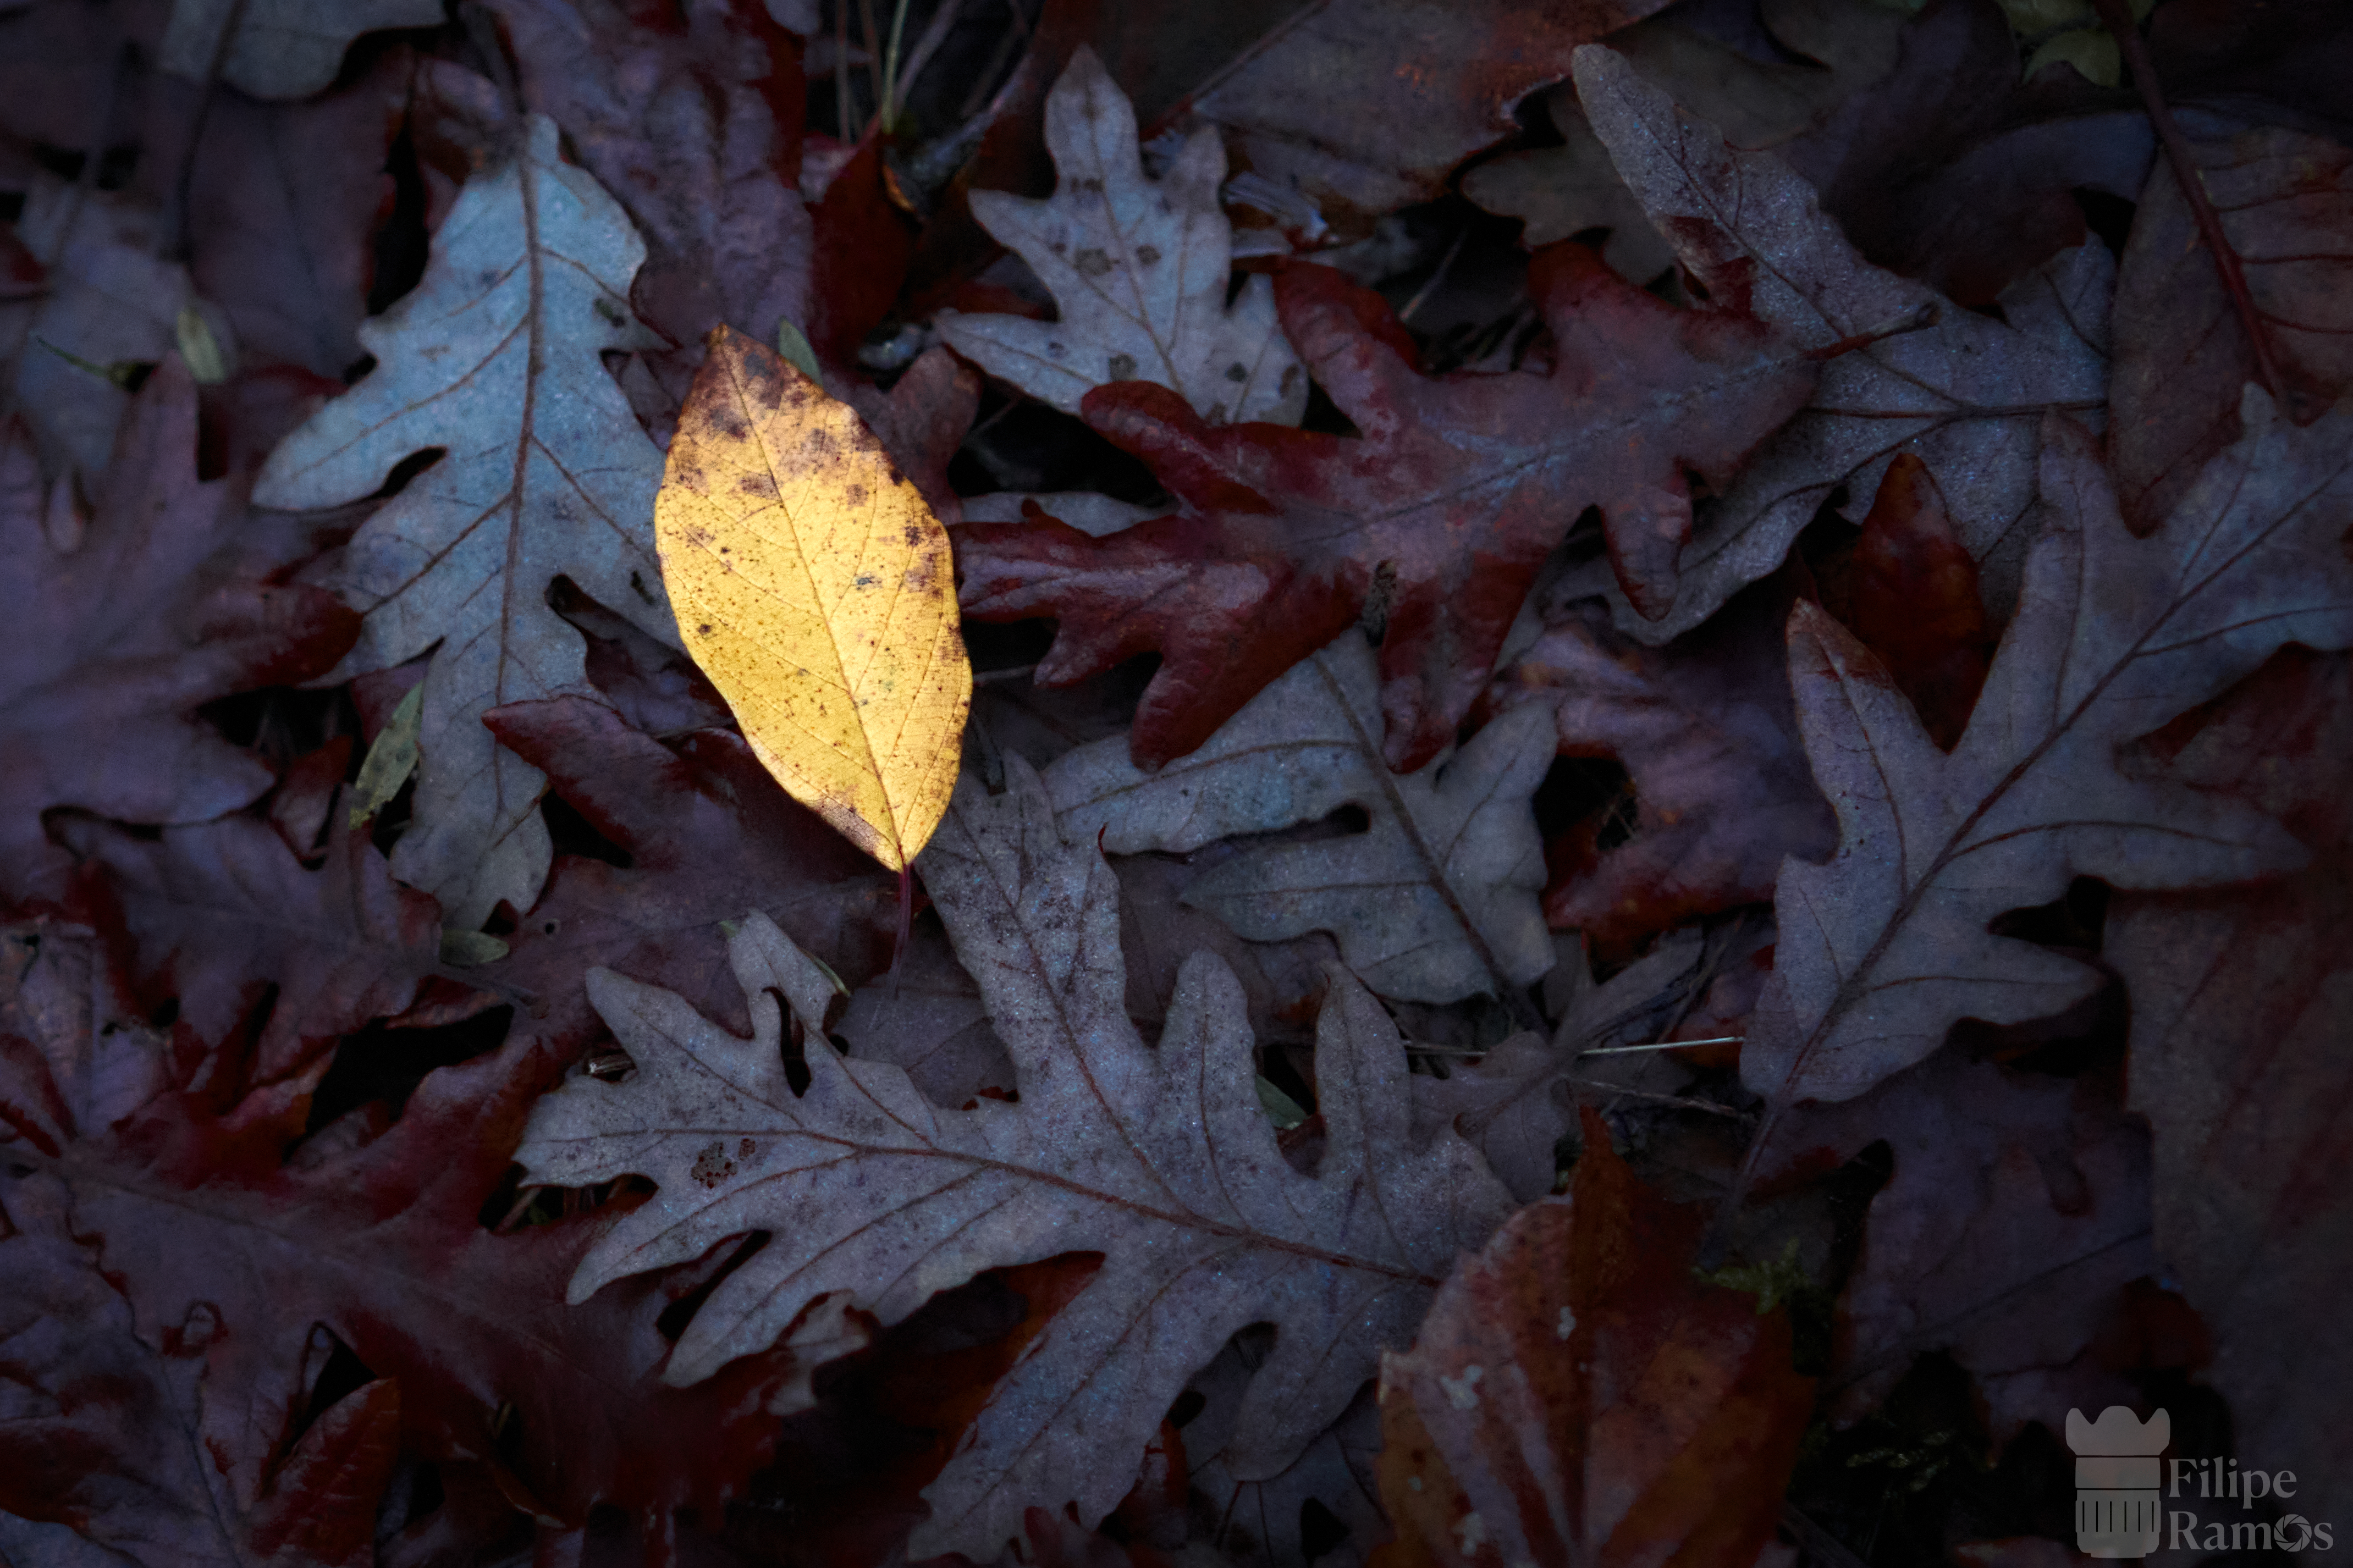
[1372,1109,1812,1568]
[160,0,443,100]
[255,115,677,929]
[958,244,1818,773]
[656,325,971,871]
[515,759,1513,1558]
[1045,634,1553,1006]
[938,47,1306,426]
[1736,401,2353,1170]
[1568,45,2113,643]
[0,366,357,908]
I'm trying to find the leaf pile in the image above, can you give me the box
[4,1,2351,1565]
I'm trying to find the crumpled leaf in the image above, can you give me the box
[1567,45,2112,643]
[1045,634,1553,1006]
[515,759,1514,1558]
[939,47,1305,426]
[59,797,445,1086]
[482,695,896,1056]
[160,0,443,100]
[0,1174,401,1568]
[1495,576,1833,950]
[2108,645,2353,1535]
[0,920,835,1550]
[2109,123,2353,534]
[1741,401,2353,1126]
[1462,0,1909,281]
[958,242,1818,772]
[1188,0,1676,236]
[1,364,358,908]
[1374,1109,1813,1568]
[1757,1049,2154,1441]
[255,115,678,929]
[655,325,971,871]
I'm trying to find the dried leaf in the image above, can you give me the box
[959,244,1817,773]
[2108,646,2353,1533]
[0,366,357,908]
[656,325,971,871]
[1045,634,1553,1006]
[939,47,1306,426]
[161,0,443,100]
[1568,45,2112,643]
[255,117,676,929]
[1743,401,2353,1125]
[1840,452,1994,750]
[1373,1110,1813,1568]
[515,759,1513,1558]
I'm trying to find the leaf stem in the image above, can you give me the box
[879,0,914,134]
[2090,0,2286,404]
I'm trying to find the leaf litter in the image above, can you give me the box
[3,0,2351,1562]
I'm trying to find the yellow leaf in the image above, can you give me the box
[657,326,971,871]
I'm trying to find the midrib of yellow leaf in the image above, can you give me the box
[656,327,969,871]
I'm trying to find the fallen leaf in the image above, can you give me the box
[515,758,1513,1558]
[2108,123,2353,533]
[481,695,896,1057]
[59,797,446,1086]
[1836,452,1995,750]
[2107,645,2353,1534]
[958,242,1817,773]
[159,0,443,100]
[0,1174,400,1568]
[1186,0,1676,237]
[833,913,1017,1107]
[1181,1337,1389,1568]
[655,325,971,872]
[0,365,357,908]
[939,47,1305,426]
[1373,1108,1814,1568]
[1568,45,2112,643]
[1497,576,1834,951]
[1045,634,1553,1006]
[0,920,836,1554]
[254,115,677,929]
[1739,401,2353,1136]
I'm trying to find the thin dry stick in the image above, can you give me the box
[888,0,968,130]
[858,0,889,143]
[878,0,914,133]
[2090,0,2286,404]
[1579,1035,1743,1056]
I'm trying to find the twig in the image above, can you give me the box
[1397,228,1467,324]
[858,0,889,145]
[1578,1035,1743,1056]
[955,0,1031,123]
[2090,0,2286,404]
[885,0,966,135]
[878,0,914,134]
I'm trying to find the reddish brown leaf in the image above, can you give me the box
[0,362,359,909]
[2109,124,2353,534]
[960,244,1817,772]
[1499,578,1833,951]
[2107,646,2353,1532]
[482,697,896,1055]
[806,131,919,369]
[1373,1109,1813,1568]
[1841,453,1994,750]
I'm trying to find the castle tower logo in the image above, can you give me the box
[2069,1406,2170,1558]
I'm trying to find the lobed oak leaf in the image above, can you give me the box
[0,365,359,909]
[160,0,443,101]
[1729,399,2353,1202]
[958,243,1819,773]
[2107,646,2353,1533]
[1045,634,1553,1007]
[482,695,896,1057]
[254,115,677,930]
[938,47,1307,426]
[1180,1339,1387,1568]
[58,798,446,1087]
[2109,124,2353,534]
[1371,1109,1813,1568]
[1569,45,2113,643]
[515,759,1514,1559]
[0,920,836,1558]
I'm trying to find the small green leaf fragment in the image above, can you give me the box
[349,684,425,829]
[774,318,823,383]
[1255,1075,1308,1130]
[175,306,230,384]
[441,929,510,967]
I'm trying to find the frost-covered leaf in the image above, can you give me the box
[1741,399,2353,1134]
[938,48,1304,426]
[255,117,676,929]
[1568,45,2112,643]
[1045,634,1553,1006]
[515,759,1513,1559]
[161,0,444,101]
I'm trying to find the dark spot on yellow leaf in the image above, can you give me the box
[738,472,779,500]
[843,482,867,509]
[697,623,712,634]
